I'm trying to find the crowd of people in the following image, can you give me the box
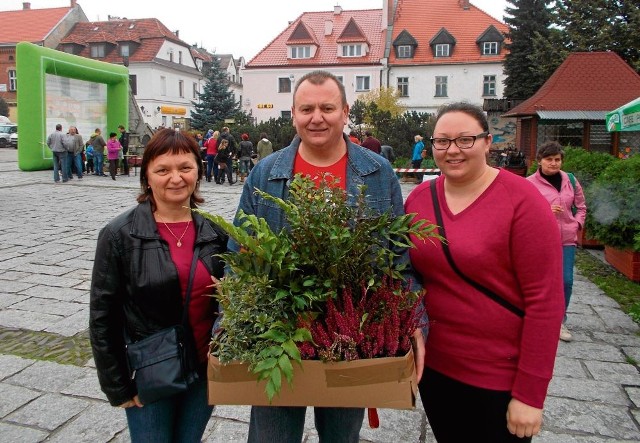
[88,70,585,442]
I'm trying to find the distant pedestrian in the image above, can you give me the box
[411,135,425,183]
[380,145,396,163]
[118,125,130,176]
[238,133,254,183]
[348,130,360,145]
[66,126,84,179]
[91,128,107,176]
[256,132,273,162]
[106,132,122,181]
[47,124,68,183]
[205,130,220,182]
[360,130,381,154]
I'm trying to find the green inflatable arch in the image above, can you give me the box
[16,42,129,171]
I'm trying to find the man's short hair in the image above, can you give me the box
[293,70,347,107]
[365,130,373,137]
[55,124,62,131]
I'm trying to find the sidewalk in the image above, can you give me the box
[0,148,639,442]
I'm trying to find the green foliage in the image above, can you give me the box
[195,175,440,401]
[588,155,640,251]
[503,0,554,99]
[190,56,243,130]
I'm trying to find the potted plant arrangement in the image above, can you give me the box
[588,154,640,281]
[196,175,440,407]
[561,147,617,248]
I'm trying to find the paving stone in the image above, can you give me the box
[0,280,36,294]
[0,270,31,280]
[548,377,630,406]
[5,360,90,392]
[359,407,425,443]
[203,419,249,443]
[552,356,588,379]
[543,397,640,440]
[18,264,75,277]
[11,297,85,317]
[46,402,127,443]
[555,341,626,363]
[584,360,640,385]
[21,285,87,302]
[0,308,63,330]
[625,386,640,408]
[575,290,622,308]
[5,392,89,431]
[0,383,41,418]
[592,331,640,348]
[536,430,637,442]
[212,405,251,422]
[0,354,35,380]
[61,372,107,401]
[622,346,640,365]
[19,274,83,289]
[0,293,28,308]
[592,306,640,334]
[44,308,89,337]
[0,422,49,443]
[564,311,609,333]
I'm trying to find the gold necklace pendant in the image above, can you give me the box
[156,213,191,247]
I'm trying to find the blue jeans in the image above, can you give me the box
[206,154,217,180]
[125,377,213,443]
[562,245,576,322]
[248,406,364,443]
[53,151,68,182]
[67,152,83,178]
[94,152,104,175]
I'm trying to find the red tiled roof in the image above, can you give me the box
[247,9,383,68]
[390,0,507,65]
[505,52,640,117]
[0,7,72,43]
[60,18,188,63]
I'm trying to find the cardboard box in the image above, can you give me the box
[208,349,416,409]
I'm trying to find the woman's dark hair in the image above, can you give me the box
[434,102,489,133]
[137,129,204,208]
[536,141,564,161]
[109,132,117,138]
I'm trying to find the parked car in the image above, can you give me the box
[0,124,17,148]
[10,131,18,149]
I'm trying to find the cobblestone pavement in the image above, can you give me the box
[1,148,639,442]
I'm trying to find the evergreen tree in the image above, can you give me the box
[190,56,241,130]
[503,0,553,100]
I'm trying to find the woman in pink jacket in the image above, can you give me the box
[106,132,122,181]
[527,141,587,342]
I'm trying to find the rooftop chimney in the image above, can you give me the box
[23,2,31,10]
[175,30,180,38]
[459,0,470,10]
[334,5,342,15]
[70,0,77,7]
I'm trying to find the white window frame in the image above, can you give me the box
[397,77,409,97]
[8,70,17,91]
[120,43,130,57]
[483,75,497,96]
[435,76,448,97]
[342,44,362,57]
[355,76,371,92]
[90,43,105,58]
[290,46,311,59]
[398,45,412,58]
[483,42,499,55]
[435,44,450,57]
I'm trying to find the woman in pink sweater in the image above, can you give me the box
[405,102,564,442]
[106,132,122,181]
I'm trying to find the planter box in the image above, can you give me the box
[604,246,640,282]
[577,228,603,249]
[208,349,416,409]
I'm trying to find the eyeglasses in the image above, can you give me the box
[429,132,489,150]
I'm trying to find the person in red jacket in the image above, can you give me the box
[360,130,381,154]
[405,102,564,442]
[204,130,219,182]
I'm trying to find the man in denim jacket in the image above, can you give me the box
[232,70,425,443]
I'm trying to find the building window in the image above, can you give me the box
[483,75,497,96]
[178,80,184,98]
[193,82,199,99]
[178,51,183,64]
[90,44,106,58]
[435,76,448,97]
[397,77,409,97]
[8,70,17,91]
[342,44,362,57]
[398,45,412,58]
[281,110,292,119]
[278,77,292,93]
[129,75,137,95]
[483,42,498,55]
[169,51,174,62]
[435,44,450,57]
[356,76,370,92]
[62,44,75,54]
[160,76,167,96]
[291,46,311,59]
[120,43,130,57]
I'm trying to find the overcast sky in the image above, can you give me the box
[5,0,509,61]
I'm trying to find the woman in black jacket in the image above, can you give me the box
[90,129,227,442]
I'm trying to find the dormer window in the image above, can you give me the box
[91,43,106,58]
[342,44,362,57]
[398,45,412,58]
[483,42,498,55]
[435,44,450,57]
[120,43,130,57]
[392,30,418,59]
[291,46,311,59]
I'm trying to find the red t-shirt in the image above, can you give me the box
[156,221,215,363]
[293,151,348,190]
[205,138,218,156]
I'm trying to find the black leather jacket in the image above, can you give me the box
[89,200,227,406]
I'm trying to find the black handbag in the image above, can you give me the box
[125,246,201,405]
